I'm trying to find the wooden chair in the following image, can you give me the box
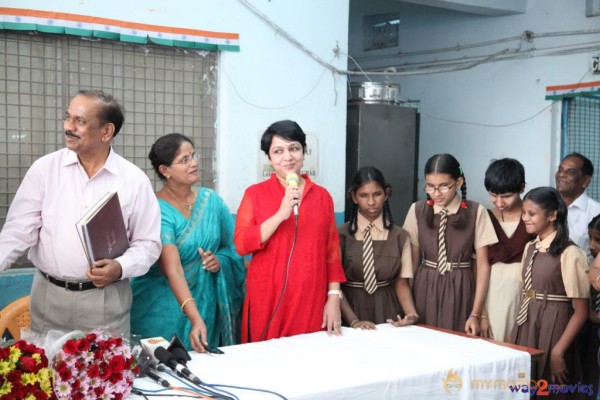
[0,296,31,340]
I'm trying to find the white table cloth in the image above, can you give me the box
[132,324,531,399]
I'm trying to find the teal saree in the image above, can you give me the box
[130,188,245,349]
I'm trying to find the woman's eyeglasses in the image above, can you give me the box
[172,153,201,166]
[424,182,456,194]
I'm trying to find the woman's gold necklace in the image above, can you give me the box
[166,186,196,213]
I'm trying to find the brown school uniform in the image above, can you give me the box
[511,233,589,395]
[339,214,412,324]
[485,212,533,342]
[403,195,497,332]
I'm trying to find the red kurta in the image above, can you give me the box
[235,174,346,342]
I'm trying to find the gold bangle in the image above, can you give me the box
[350,319,359,328]
[596,274,600,285]
[180,297,195,312]
[406,312,419,319]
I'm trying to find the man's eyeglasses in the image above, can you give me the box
[424,182,456,194]
[172,153,200,166]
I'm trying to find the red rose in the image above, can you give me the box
[114,394,123,400]
[86,333,97,342]
[93,349,103,360]
[0,347,10,359]
[22,343,37,354]
[59,369,72,381]
[98,340,111,351]
[100,362,112,379]
[76,338,90,352]
[132,365,140,375]
[13,340,27,350]
[71,378,81,391]
[109,355,126,373]
[94,387,105,396]
[109,371,123,384]
[55,360,67,373]
[19,355,38,372]
[87,364,100,379]
[9,384,24,398]
[7,369,21,383]
[63,339,78,355]
[72,392,85,400]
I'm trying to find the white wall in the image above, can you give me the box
[3,0,350,213]
[349,0,599,207]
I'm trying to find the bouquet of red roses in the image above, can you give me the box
[52,331,138,400]
[0,340,56,399]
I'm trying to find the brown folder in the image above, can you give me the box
[76,192,129,266]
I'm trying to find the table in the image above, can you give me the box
[133,324,534,399]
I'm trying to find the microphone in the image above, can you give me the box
[140,337,170,363]
[146,369,170,388]
[286,173,300,217]
[154,347,201,385]
[171,347,190,365]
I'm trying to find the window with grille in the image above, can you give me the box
[363,13,400,51]
[562,95,600,199]
[0,30,217,267]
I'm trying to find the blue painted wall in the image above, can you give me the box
[0,268,34,310]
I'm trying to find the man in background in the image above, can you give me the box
[0,90,161,336]
[555,152,600,253]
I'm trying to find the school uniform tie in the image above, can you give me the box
[516,248,539,326]
[363,223,377,295]
[437,208,450,275]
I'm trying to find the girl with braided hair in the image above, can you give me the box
[403,154,497,335]
[338,166,418,329]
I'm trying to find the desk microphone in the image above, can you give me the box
[154,347,201,385]
[146,369,170,388]
[171,347,190,365]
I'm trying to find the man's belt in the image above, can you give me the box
[41,271,97,291]
[522,289,570,302]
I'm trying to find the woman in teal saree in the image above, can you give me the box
[131,133,245,351]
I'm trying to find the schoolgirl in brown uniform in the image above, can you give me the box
[511,187,588,389]
[403,154,497,335]
[338,166,418,329]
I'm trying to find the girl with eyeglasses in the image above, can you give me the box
[402,153,497,335]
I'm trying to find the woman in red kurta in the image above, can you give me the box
[234,120,346,342]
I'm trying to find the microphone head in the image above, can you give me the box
[154,347,176,366]
[286,173,299,187]
[171,347,190,365]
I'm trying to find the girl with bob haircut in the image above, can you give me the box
[483,158,532,342]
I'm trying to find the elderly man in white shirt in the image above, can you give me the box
[0,90,161,336]
[555,152,600,253]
